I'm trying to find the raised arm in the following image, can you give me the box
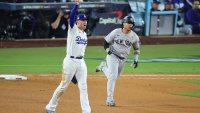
[51,10,63,29]
[69,0,80,28]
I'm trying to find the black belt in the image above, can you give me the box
[70,56,83,59]
[112,53,125,60]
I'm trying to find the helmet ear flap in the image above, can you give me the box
[132,21,135,26]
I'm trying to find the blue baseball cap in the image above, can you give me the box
[76,14,87,21]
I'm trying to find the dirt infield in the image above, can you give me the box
[0,74,200,113]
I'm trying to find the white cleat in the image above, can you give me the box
[106,100,116,107]
[95,61,106,72]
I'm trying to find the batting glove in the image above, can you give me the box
[106,48,112,55]
[132,60,138,69]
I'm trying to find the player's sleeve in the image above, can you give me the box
[69,4,78,28]
[103,40,110,50]
[104,29,117,43]
[132,34,141,62]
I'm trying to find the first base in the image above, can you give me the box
[0,75,28,80]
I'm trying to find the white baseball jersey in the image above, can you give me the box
[45,3,91,113]
[67,24,87,57]
[105,28,140,58]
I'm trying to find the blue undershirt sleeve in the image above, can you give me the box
[69,5,78,28]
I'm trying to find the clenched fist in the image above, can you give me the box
[75,0,80,5]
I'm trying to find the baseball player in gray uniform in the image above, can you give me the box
[96,16,140,107]
[45,0,91,113]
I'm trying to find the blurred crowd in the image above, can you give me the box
[151,0,200,35]
[0,0,199,40]
[0,0,128,2]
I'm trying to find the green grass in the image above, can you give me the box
[1,44,200,98]
[178,79,200,85]
[0,44,200,74]
[174,80,200,98]
[175,91,200,98]
[0,47,65,74]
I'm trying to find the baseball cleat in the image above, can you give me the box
[45,108,56,113]
[95,61,106,72]
[106,100,116,107]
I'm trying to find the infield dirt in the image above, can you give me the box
[0,74,200,113]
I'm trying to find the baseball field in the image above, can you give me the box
[0,44,200,113]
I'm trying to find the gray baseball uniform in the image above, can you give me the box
[102,28,140,103]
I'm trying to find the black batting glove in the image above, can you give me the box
[133,60,138,69]
[106,48,112,55]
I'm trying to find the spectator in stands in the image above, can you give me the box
[186,0,200,34]
[36,0,59,2]
[67,0,83,2]
[19,11,35,38]
[16,0,58,2]
[182,0,195,12]
[151,0,161,11]
[176,13,192,35]
[185,0,193,8]
[48,9,69,38]
[172,0,184,11]
[164,0,174,11]
[16,0,32,2]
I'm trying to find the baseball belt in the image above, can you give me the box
[112,53,125,60]
[70,56,83,59]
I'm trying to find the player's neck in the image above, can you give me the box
[122,28,130,34]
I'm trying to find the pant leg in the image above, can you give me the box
[117,59,125,78]
[102,54,119,101]
[46,57,76,111]
[76,60,91,113]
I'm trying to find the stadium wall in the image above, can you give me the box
[0,36,200,48]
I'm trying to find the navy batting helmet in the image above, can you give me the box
[122,16,135,26]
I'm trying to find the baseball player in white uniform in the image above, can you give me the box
[45,0,91,113]
[96,16,141,107]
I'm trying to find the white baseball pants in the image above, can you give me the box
[46,57,91,113]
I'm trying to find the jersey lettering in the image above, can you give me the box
[114,39,132,47]
[125,40,132,47]
[76,36,87,45]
